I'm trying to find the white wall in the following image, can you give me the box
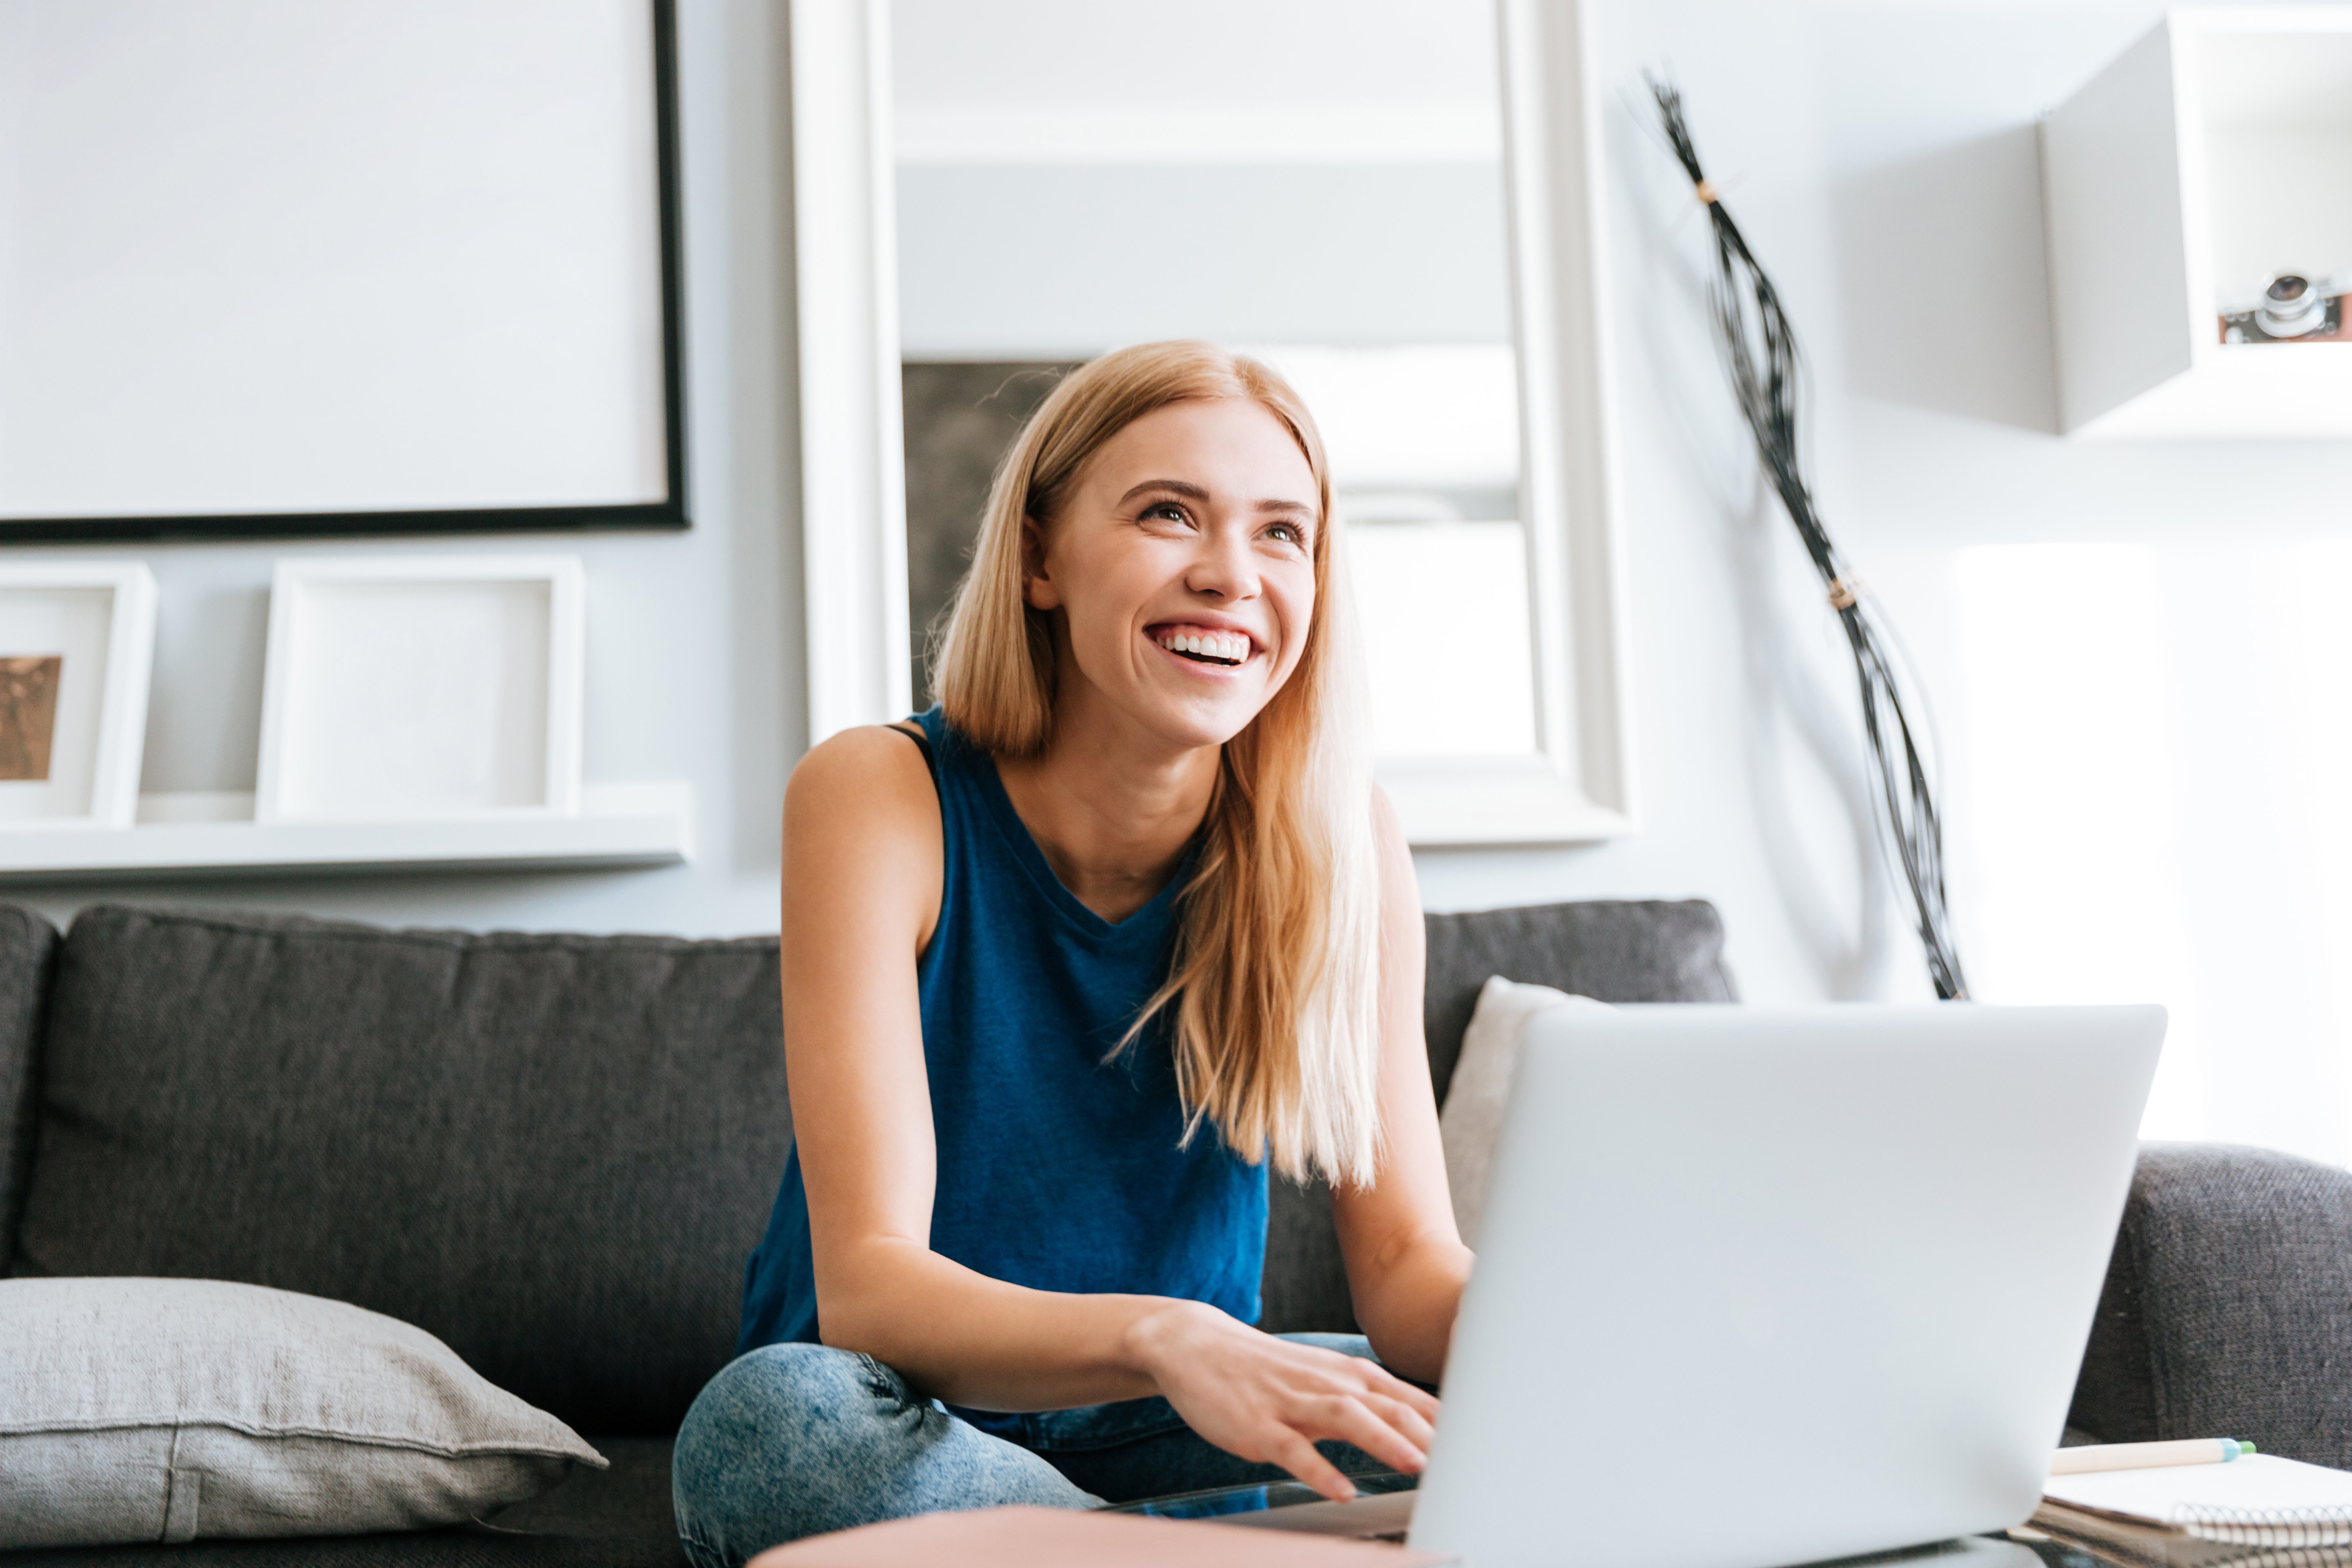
[897,163,1512,357]
[13,0,2352,1165]
[8,0,802,937]
[1412,0,2352,1166]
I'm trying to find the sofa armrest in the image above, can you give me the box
[2071,1142,2352,1467]
[0,904,58,1272]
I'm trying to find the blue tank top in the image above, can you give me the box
[737,707,1269,1431]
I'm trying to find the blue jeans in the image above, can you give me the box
[670,1334,1389,1564]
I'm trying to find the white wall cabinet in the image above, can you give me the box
[2040,6,2352,439]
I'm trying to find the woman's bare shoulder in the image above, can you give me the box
[1368,782,1417,875]
[1368,781,1424,931]
[784,724,940,846]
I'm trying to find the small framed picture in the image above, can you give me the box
[0,563,158,831]
[256,557,585,822]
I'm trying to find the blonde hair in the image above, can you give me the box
[931,341,1384,1187]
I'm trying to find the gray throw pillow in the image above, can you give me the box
[0,1277,606,1548]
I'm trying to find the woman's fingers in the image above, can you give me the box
[1271,1349,1442,1477]
[1143,1325,1447,1502]
[1301,1349,1438,1421]
[1358,1390,1438,1454]
[1266,1427,1360,1503]
[1354,1364,1441,1424]
[1313,1361,1439,1435]
[1294,1392,1429,1476]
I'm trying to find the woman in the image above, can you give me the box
[672,342,1471,1562]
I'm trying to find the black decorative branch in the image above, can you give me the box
[1649,78,1969,1001]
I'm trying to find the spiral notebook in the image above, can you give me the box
[2038,1454,2352,1560]
[2030,1509,2352,1568]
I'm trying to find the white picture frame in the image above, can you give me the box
[785,0,1636,846]
[0,0,688,540]
[256,557,586,823]
[0,562,158,832]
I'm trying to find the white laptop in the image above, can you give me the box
[1183,1002,2165,1568]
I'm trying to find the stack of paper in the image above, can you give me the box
[2038,1454,2352,1568]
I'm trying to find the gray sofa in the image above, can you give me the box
[0,900,2343,1566]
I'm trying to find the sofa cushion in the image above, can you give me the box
[1421,899,1737,1104]
[0,902,58,1267]
[0,1438,685,1568]
[2,1276,604,1548]
[1258,898,1737,1334]
[11,906,790,1437]
[2070,1142,2352,1468]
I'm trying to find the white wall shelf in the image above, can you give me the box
[2040,7,2352,439]
[0,781,692,883]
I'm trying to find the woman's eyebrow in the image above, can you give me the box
[1118,479,1211,506]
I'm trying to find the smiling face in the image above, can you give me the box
[1022,396,1322,754]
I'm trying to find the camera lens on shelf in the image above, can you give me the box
[2256,273,2327,338]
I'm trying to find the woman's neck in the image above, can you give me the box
[993,703,1219,926]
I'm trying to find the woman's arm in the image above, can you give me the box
[783,731,1437,1498]
[1329,788,1474,1384]
[785,727,1158,1408]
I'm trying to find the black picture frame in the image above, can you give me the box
[0,0,689,545]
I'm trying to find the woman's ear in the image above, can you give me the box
[1020,515,1062,611]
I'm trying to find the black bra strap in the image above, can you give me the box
[889,720,937,782]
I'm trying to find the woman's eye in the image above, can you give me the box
[1143,502,1190,525]
[1266,522,1303,544]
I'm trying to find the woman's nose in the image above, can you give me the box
[1185,525,1260,601]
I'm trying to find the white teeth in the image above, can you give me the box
[1157,628,1249,663]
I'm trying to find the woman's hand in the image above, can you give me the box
[1123,1300,1441,1501]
